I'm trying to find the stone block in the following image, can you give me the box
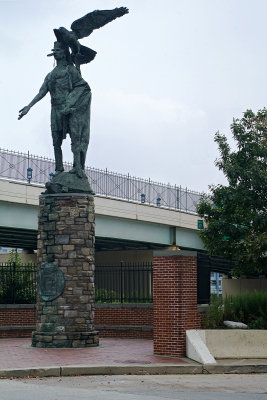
[66,267,76,274]
[79,212,87,218]
[43,222,56,231]
[70,239,85,245]
[80,295,89,303]
[80,248,90,256]
[47,245,63,254]
[59,259,74,267]
[58,212,69,217]
[75,318,85,324]
[43,335,53,343]
[88,214,94,223]
[55,235,70,245]
[63,245,75,251]
[48,213,59,221]
[73,288,83,295]
[74,217,88,223]
[69,209,80,217]
[40,323,55,333]
[44,239,54,246]
[43,305,58,315]
[72,340,86,347]
[77,231,89,239]
[68,251,77,258]
[64,310,78,318]
[52,340,72,347]
[65,217,75,225]
[54,334,67,340]
[54,251,68,259]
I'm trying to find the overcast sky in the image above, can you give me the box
[1,0,267,193]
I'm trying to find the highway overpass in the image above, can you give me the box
[0,178,204,252]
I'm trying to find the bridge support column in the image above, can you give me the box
[32,193,99,348]
[153,250,197,357]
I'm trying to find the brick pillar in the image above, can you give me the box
[153,250,197,357]
[32,193,99,348]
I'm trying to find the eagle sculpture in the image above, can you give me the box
[48,7,129,70]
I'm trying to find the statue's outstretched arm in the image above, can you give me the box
[18,79,49,120]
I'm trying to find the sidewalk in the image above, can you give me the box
[0,338,267,378]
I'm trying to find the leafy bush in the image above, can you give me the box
[202,294,224,329]
[203,291,267,329]
[223,291,267,329]
[95,288,118,303]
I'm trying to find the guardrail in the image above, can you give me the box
[0,148,203,213]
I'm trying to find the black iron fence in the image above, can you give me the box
[95,262,153,303]
[1,259,214,304]
[0,263,37,304]
[0,262,153,304]
[0,148,202,213]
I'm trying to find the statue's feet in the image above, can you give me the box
[69,167,85,178]
[54,168,64,176]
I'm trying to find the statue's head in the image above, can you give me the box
[51,41,71,62]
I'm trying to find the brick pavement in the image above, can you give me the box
[0,338,189,369]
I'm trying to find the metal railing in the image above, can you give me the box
[0,148,202,213]
[0,259,214,305]
[95,262,153,303]
[0,263,37,304]
[0,262,153,304]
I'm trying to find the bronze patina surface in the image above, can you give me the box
[37,262,65,302]
[18,7,128,194]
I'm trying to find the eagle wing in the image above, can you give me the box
[71,7,129,39]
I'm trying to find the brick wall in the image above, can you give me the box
[153,250,198,357]
[0,305,36,338]
[0,304,153,339]
[95,305,153,339]
[0,304,205,341]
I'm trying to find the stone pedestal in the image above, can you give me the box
[32,193,99,348]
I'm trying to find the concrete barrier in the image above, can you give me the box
[186,329,267,364]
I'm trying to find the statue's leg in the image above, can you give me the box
[52,130,64,173]
[69,116,83,177]
[80,125,89,170]
[80,97,91,170]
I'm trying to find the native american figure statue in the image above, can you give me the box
[18,7,128,193]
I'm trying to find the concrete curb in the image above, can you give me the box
[1,363,267,378]
[61,364,202,376]
[202,364,267,374]
[0,366,60,378]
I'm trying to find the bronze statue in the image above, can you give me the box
[18,7,128,192]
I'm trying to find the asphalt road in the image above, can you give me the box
[1,374,267,400]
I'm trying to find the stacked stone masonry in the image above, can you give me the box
[32,194,99,348]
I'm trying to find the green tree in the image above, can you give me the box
[197,109,267,276]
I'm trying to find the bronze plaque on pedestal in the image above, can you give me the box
[37,262,65,301]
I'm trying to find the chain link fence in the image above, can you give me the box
[0,148,202,213]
